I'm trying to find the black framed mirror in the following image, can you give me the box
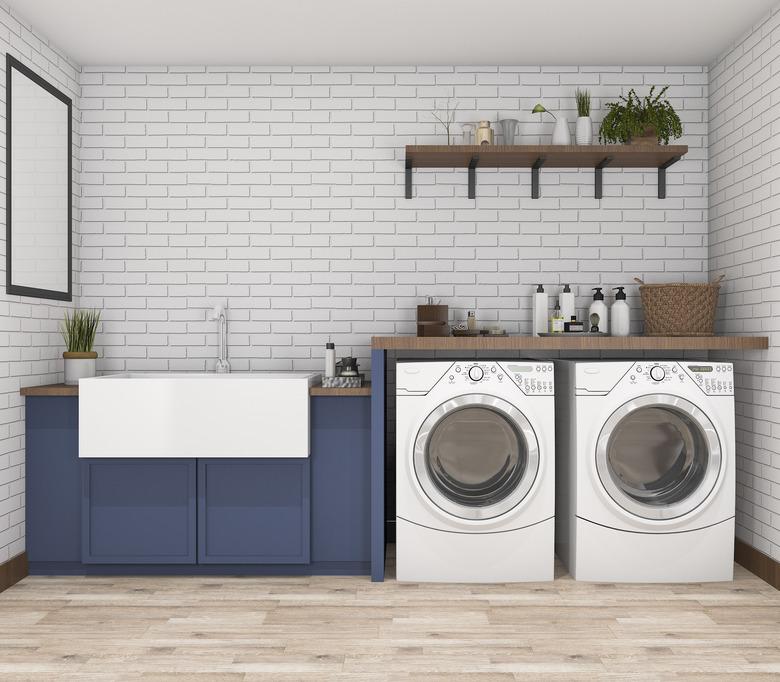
[6,53,72,301]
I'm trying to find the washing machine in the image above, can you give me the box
[396,360,555,583]
[556,360,735,583]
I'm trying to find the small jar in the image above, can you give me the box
[475,120,493,145]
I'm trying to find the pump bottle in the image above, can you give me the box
[611,287,630,336]
[589,287,608,334]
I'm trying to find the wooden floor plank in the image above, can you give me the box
[0,555,778,677]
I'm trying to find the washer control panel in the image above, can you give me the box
[446,361,554,395]
[626,361,733,395]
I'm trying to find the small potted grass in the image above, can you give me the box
[61,309,100,385]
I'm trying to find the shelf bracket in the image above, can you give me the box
[468,155,479,199]
[594,156,613,200]
[531,157,546,199]
[405,157,413,199]
[658,155,681,199]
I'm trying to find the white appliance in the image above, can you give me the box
[556,360,735,583]
[396,360,555,582]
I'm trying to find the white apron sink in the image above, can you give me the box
[78,372,321,458]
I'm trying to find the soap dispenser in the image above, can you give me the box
[589,288,608,334]
[560,284,575,322]
[532,284,548,336]
[611,287,630,337]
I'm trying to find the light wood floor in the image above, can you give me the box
[1,552,779,680]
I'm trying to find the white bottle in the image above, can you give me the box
[560,284,575,323]
[588,287,608,334]
[532,284,548,336]
[611,287,630,337]
[325,342,336,378]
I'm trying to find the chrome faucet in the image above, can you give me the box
[209,302,231,373]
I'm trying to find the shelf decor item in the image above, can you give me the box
[599,86,683,145]
[499,118,519,144]
[61,309,100,385]
[634,276,724,336]
[431,96,458,145]
[475,120,494,145]
[532,103,570,145]
[575,89,592,145]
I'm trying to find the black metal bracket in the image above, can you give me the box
[594,156,613,200]
[658,155,681,199]
[467,155,479,199]
[405,158,413,199]
[531,157,546,199]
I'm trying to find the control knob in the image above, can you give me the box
[468,366,484,382]
[649,366,665,382]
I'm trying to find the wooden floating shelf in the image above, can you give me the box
[372,335,768,351]
[404,144,689,200]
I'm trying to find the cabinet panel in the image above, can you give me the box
[82,459,196,564]
[198,459,310,564]
[25,397,81,563]
[311,397,370,564]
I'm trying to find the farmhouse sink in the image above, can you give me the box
[79,372,321,458]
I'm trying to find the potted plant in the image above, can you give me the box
[575,89,592,145]
[599,86,682,145]
[61,309,100,385]
[531,103,570,145]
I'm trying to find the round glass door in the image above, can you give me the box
[413,395,539,520]
[595,395,722,520]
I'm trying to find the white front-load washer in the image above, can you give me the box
[555,360,735,583]
[396,360,555,583]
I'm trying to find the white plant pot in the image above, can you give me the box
[64,352,97,385]
[575,116,593,145]
[552,116,571,145]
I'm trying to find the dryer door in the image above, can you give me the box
[595,394,722,521]
[413,394,540,521]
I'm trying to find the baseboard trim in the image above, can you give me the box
[735,539,780,590]
[0,552,28,593]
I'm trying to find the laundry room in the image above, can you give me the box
[1,0,779,678]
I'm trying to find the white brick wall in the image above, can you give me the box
[0,2,80,563]
[710,8,780,561]
[78,65,708,375]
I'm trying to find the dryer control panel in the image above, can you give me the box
[446,361,554,395]
[626,361,733,396]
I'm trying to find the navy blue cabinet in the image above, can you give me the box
[311,397,371,568]
[81,459,197,564]
[25,393,371,575]
[198,458,310,564]
[25,397,81,565]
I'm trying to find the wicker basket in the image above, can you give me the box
[635,276,724,336]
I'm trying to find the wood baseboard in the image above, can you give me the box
[735,539,780,590]
[0,552,28,593]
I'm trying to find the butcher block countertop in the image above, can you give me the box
[21,383,371,397]
[371,335,769,351]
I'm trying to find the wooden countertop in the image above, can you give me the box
[371,335,769,351]
[21,383,371,397]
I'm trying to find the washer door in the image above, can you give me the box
[413,394,540,521]
[595,395,722,521]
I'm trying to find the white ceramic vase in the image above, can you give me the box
[64,351,97,385]
[575,116,593,145]
[552,116,571,145]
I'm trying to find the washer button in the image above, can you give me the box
[649,366,665,382]
[468,366,484,382]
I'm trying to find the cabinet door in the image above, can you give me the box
[198,459,310,564]
[311,397,371,564]
[26,397,81,563]
[82,459,196,564]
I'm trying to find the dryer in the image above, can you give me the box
[396,360,555,583]
[556,360,735,583]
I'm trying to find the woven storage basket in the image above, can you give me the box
[634,275,724,336]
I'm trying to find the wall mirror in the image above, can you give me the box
[6,53,72,301]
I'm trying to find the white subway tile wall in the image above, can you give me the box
[710,7,780,562]
[78,65,709,377]
[0,3,80,563]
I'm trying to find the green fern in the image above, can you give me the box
[598,86,682,144]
